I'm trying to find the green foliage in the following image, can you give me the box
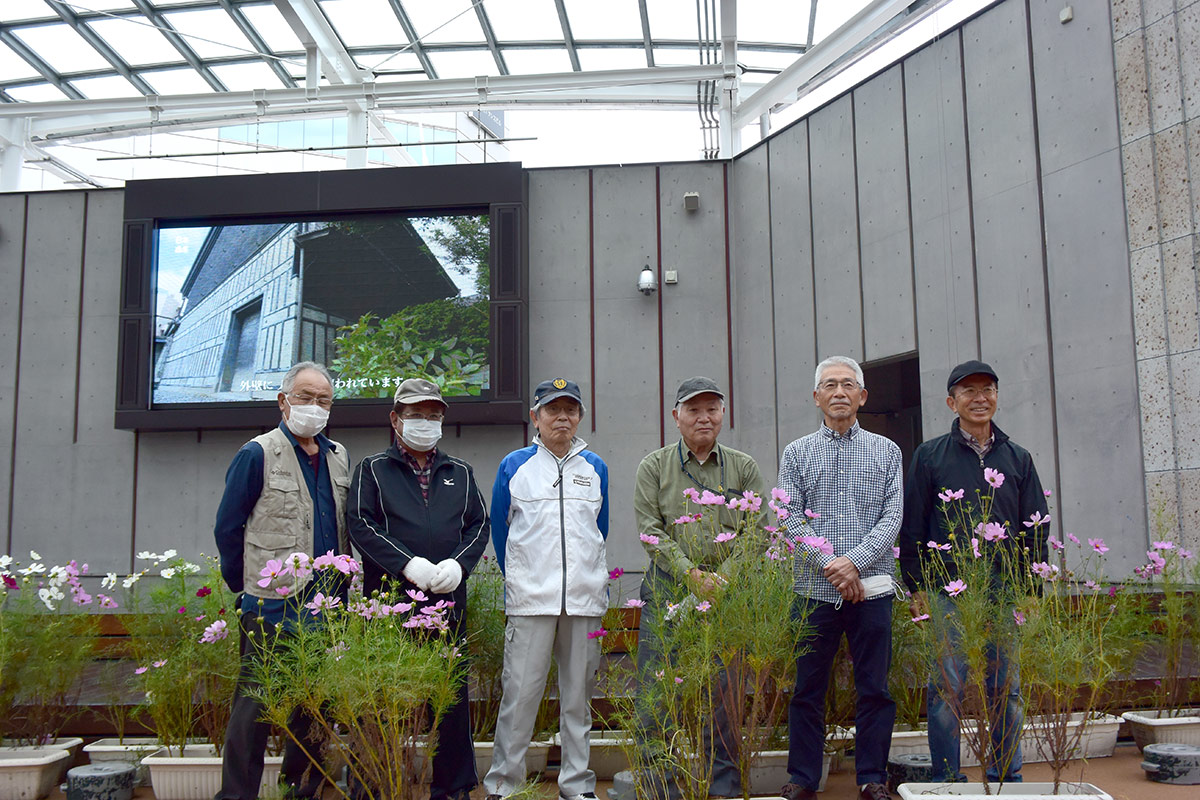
[421,214,490,297]
[889,594,926,730]
[465,556,506,738]
[330,298,489,399]
[125,553,239,755]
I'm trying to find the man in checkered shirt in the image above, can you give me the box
[776,356,902,800]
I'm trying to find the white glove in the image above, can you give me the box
[402,556,439,591]
[429,558,463,594]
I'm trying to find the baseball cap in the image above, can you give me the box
[947,360,999,393]
[532,378,584,410]
[393,378,447,408]
[675,376,725,406]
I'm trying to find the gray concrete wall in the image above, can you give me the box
[1112,0,1200,552]
[0,0,1151,580]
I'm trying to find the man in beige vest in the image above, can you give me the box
[213,361,350,800]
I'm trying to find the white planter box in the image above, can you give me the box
[0,748,71,800]
[142,744,283,800]
[1,737,83,784]
[1021,714,1121,762]
[747,750,831,794]
[553,730,632,780]
[83,736,162,786]
[471,739,551,779]
[1122,709,1200,751]
[890,724,932,757]
[897,781,1112,799]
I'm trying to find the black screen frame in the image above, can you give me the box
[116,162,527,431]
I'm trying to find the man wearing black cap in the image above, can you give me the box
[484,378,609,800]
[632,376,764,799]
[897,360,1050,785]
[347,377,490,800]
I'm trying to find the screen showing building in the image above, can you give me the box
[152,213,490,405]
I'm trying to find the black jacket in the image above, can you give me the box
[898,418,1049,592]
[347,444,489,619]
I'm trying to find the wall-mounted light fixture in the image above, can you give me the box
[683,191,700,211]
[638,264,657,296]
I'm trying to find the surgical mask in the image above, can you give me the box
[398,418,442,452]
[285,399,329,438]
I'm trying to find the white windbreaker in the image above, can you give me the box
[490,436,609,616]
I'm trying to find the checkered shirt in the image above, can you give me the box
[401,447,437,501]
[778,422,903,604]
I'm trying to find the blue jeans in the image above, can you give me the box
[787,594,895,789]
[926,593,1023,783]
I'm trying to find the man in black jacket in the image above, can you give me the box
[898,360,1049,785]
[348,378,490,800]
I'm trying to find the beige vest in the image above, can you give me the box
[243,426,350,599]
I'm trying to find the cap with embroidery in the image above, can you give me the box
[532,378,584,411]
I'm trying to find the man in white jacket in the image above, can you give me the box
[484,378,610,800]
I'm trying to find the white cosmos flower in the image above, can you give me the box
[181,562,201,574]
[162,549,178,559]
[136,551,154,560]
[29,550,40,560]
[19,563,45,575]
[161,568,177,579]
[102,572,118,589]
[122,573,143,589]
[0,555,11,569]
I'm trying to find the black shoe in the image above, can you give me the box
[859,783,891,800]
[780,784,817,800]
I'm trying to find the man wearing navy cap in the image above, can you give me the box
[485,379,610,800]
[898,360,1050,784]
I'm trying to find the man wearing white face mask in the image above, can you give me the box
[347,377,490,800]
[214,361,351,800]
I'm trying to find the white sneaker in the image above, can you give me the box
[560,793,598,800]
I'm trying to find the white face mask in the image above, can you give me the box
[397,418,442,452]
[285,398,329,438]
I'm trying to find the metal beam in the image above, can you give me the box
[552,0,581,71]
[129,0,228,93]
[732,0,922,127]
[0,29,85,100]
[273,0,367,85]
[718,0,737,158]
[46,0,156,96]
[219,0,297,89]
[473,1,509,76]
[637,0,655,67]
[383,0,439,79]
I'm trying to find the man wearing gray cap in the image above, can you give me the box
[898,360,1050,785]
[347,377,490,800]
[632,376,764,799]
[484,378,609,800]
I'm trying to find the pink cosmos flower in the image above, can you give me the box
[639,533,660,545]
[912,614,930,622]
[1152,541,1176,551]
[134,666,148,675]
[304,592,342,616]
[944,580,967,597]
[285,552,312,579]
[1044,490,1052,497]
[587,628,607,639]
[1180,549,1194,560]
[153,660,167,668]
[257,559,287,588]
[980,522,1007,542]
[971,538,982,559]
[655,670,665,679]
[698,490,725,505]
[984,468,1005,488]
[1088,538,1109,554]
[1047,535,1064,552]
[800,536,835,556]
[200,619,229,643]
[937,488,965,502]
[695,601,711,612]
[804,509,821,520]
[1023,511,1051,529]
[392,602,414,614]
[1085,580,1100,591]
[1031,562,1060,580]
[275,585,291,597]
[1013,610,1026,626]
[609,567,624,580]
[714,532,737,543]
[406,588,429,602]
[683,487,701,503]
[769,500,790,520]
[892,546,901,559]
[926,541,952,552]
[771,487,791,505]
[1066,532,1080,544]
[625,598,646,608]
[98,594,118,609]
[72,591,92,605]
[674,677,684,684]
[673,514,696,524]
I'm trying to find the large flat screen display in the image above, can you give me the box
[153,213,490,405]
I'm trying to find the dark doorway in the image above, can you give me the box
[858,354,922,477]
[219,298,263,392]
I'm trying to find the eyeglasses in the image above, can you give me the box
[288,392,333,409]
[818,379,860,393]
[955,386,998,400]
[400,412,444,422]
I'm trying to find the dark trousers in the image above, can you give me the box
[217,614,326,800]
[787,595,895,789]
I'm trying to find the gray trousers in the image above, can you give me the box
[483,613,602,796]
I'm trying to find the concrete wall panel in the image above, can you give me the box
[658,162,730,413]
[0,194,26,553]
[10,193,86,564]
[905,33,980,427]
[854,65,916,362]
[730,147,782,485]
[963,0,1058,494]
[767,122,823,446]
[808,95,864,362]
